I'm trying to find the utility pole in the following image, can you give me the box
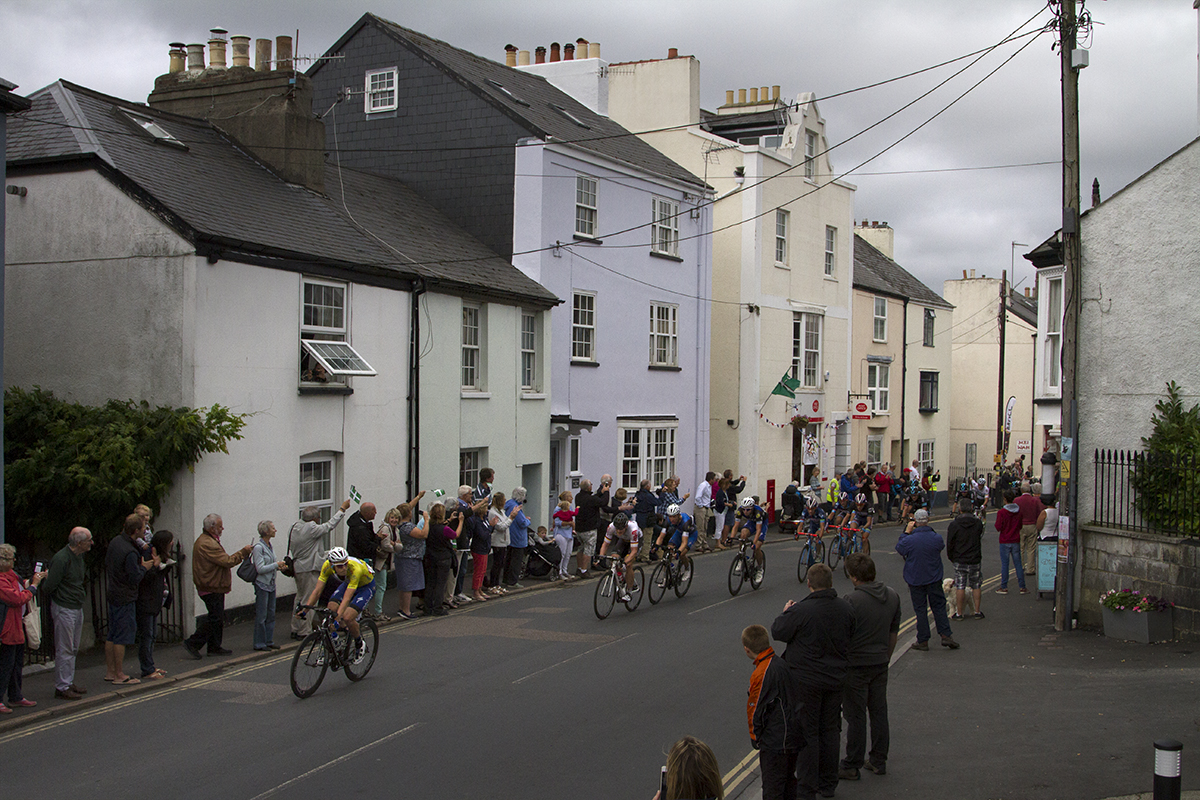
[995,269,1007,460]
[1055,0,1084,633]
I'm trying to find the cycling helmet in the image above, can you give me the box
[839,492,851,504]
[855,493,866,505]
[613,513,629,529]
[805,494,819,509]
[739,496,755,509]
[326,546,349,564]
[665,503,681,517]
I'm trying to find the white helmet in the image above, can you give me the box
[665,503,681,517]
[326,547,349,564]
[739,496,755,509]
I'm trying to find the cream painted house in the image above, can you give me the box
[606,54,856,506]
[941,274,1037,481]
[851,228,953,494]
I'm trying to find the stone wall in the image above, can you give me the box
[1080,525,1199,641]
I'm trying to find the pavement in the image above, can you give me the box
[5,517,1198,799]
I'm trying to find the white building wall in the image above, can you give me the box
[1033,263,1064,440]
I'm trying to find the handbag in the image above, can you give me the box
[236,548,258,583]
[23,593,42,650]
[281,521,301,578]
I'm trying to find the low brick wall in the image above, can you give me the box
[1080,525,1199,640]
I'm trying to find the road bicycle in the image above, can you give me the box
[290,605,379,699]
[826,521,870,576]
[594,555,645,619]
[795,525,826,583]
[648,546,693,604]
[728,535,765,596]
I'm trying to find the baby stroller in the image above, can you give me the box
[523,536,563,580]
[778,484,804,536]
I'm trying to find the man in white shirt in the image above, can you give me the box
[693,471,716,550]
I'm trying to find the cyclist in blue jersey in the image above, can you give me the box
[732,496,768,581]
[849,493,874,547]
[654,503,697,579]
[799,492,827,538]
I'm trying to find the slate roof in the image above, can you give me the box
[6,80,557,307]
[310,14,707,190]
[1007,289,1038,327]
[852,234,953,309]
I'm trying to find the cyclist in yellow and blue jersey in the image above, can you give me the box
[733,497,768,580]
[300,547,375,661]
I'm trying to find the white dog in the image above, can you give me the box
[943,577,976,616]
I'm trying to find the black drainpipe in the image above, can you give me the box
[407,279,426,501]
[900,298,909,469]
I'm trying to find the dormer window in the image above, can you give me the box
[365,68,398,114]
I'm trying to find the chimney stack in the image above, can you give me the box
[549,42,560,62]
[186,43,205,72]
[255,38,271,71]
[230,35,251,68]
[588,41,600,59]
[275,35,292,70]
[535,46,546,64]
[168,42,186,74]
[504,44,517,67]
[208,29,228,70]
[668,47,679,58]
[1092,177,1101,208]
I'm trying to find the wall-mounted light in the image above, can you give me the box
[733,166,745,186]
[6,185,28,197]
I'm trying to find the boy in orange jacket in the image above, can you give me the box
[743,624,804,800]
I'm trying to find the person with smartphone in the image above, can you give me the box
[502,488,531,589]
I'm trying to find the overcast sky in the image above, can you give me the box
[3,0,1197,295]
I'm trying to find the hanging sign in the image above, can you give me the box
[852,401,870,420]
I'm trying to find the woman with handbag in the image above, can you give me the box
[251,522,287,651]
[370,509,400,622]
[0,543,44,713]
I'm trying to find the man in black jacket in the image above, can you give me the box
[771,563,856,800]
[839,554,901,780]
[946,499,985,619]
[345,502,379,564]
[574,477,610,577]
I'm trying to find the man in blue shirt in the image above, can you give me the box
[503,487,531,589]
[894,509,959,651]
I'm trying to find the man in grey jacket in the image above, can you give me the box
[289,498,351,639]
[838,553,901,780]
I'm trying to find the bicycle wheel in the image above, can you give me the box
[648,562,668,604]
[827,536,842,569]
[674,559,692,598]
[797,543,813,582]
[344,618,378,681]
[289,632,329,699]
[624,566,645,611]
[728,552,745,596]
[594,572,616,619]
[750,550,766,590]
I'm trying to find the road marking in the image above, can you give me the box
[686,593,749,615]
[722,748,758,793]
[512,633,638,685]
[246,723,420,800]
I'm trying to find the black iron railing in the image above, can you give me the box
[1092,449,1197,537]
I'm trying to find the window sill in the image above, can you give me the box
[919,407,939,414]
[872,338,887,344]
[824,274,838,282]
[922,343,935,348]
[871,411,890,417]
[365,109,399,119]
[571,359,600,368]
[649,250,684,262]
[461,391,492,400]
[774,261,790,270]
[648,364,682,372]
[520,392,547,400]
[299,385,354,396]
[573,233,603,245]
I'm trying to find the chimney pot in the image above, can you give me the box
[208,30,228,70]
[550,42,560,62]
[760,86,768,102]
[535,46,546,64]
[255,38,272,71]
[772,85,780,100]
[970,269,976,278]
[576,37,589,50]
[275,35,292,71]
[963,269,969,279]
[1024,287,1031,297]
[588,41,600,59]
[504,44,517,67]
[668,47,679,59]
[725,90,734,105]
[186,43,206,72]
[168,42,187,74]
[230,35,251,68]
[738,88,746,103]
[518,49,530,66]
[749,88,759,103]
[564,42,575,60]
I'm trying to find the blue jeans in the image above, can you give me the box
[253,584,276,649]
[369,569,387,616]
[908,582,952,643]
[136,612,159,676]
[998,542,1026,589]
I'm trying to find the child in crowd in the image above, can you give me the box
[742,624,802,800]
[552,492,577,581]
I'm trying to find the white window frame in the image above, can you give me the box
[866,436,883,470]
[299,453,338,548]
[1044,276,1063,391]
[775,209,789,265]
[618,422,677,491]
[917,439,935,478]
[364,67,398,114]
[520,310,540,391]
[923,308,936,347]
[651,197,679,257]
[824,226,837,277]
[462,303,485,390]
[569,437,581,474]
[873,296,888,342]
[572,292,596,362]
[792,312,823,389]
[459,449,483,489]
[649,302,679,367]
[804,130,817,179]
[867,363,890,413]
[575,175,598,238]
[301,278,375,383]
[919,371,939,412]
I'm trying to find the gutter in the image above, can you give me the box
[407,279,426,501]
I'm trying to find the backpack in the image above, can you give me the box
[236,549,258,583]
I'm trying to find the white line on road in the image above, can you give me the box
[686,593,750,615]
[512,633,638,685]
[246,723,421,800]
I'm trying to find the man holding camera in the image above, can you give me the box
[575,476,610,578]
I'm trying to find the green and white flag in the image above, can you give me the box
[349,485,362,503]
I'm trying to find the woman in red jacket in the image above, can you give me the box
[0,543,45,713]
[994,489,1027,594]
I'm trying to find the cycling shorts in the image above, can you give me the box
[669,529,698,549]
[330,579,376,612]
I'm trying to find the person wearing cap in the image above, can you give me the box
[894,509,959,651]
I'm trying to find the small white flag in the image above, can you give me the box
[349,485,362,503]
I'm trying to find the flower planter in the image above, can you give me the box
[1101,607,1174,643]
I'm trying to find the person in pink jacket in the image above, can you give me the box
[0,543,45,713]
[994,489,1027,594]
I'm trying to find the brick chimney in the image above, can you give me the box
[148,31,326,193]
